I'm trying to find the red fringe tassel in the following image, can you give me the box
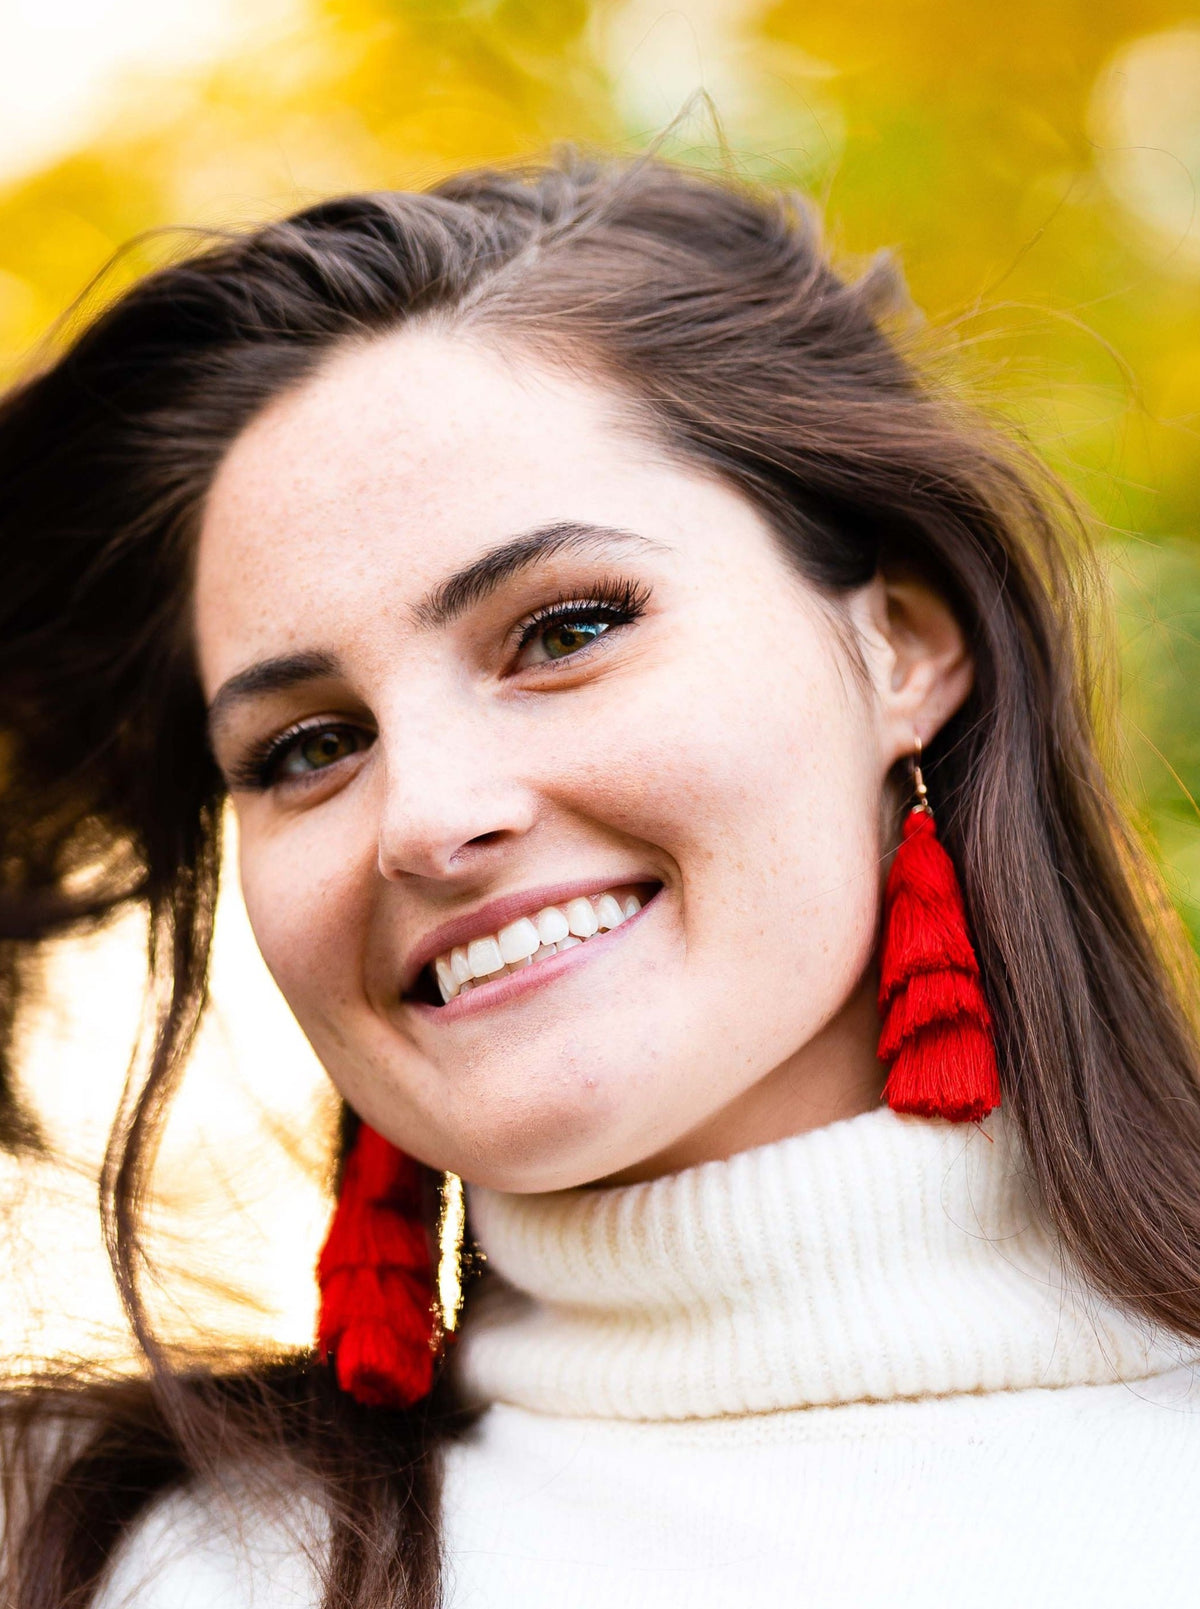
[877,807,1002,1124]
[316,1124,440,1408]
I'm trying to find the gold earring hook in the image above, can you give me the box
[910,733,931,814]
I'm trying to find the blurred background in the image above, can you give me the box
[2,0,1199,1364]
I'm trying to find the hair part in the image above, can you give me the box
[3,150,1199,1607]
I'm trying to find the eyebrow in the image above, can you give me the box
[207,649,340,745]
[206,522,665,744]
[408,521,666,630]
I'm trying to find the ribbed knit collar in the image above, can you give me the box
[454,1104,1194,1420]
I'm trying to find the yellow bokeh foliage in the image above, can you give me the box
[4,0,1200,956]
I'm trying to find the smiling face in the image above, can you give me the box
[194,327,971,1192]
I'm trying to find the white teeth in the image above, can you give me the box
[595,893,626,930]
[435,957,456,1004]
[564,897,599,938]
[534,906,570,945]
[431,886,650,1002]
[498,916,540,963]
[467,935,504,978]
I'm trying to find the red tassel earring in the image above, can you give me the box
[316,1122,441,1408]
[876,735,1002,1123]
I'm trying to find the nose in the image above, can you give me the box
[373,710,538,884]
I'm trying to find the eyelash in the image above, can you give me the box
[512,575,652,658]
[228,574,652,794]
[226,718,368,793]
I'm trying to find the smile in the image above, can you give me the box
[430,886,646,1004]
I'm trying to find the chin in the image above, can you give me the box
[435,1065,673,1195]
[448,1104,638,1196]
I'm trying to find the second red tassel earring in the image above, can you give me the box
[876,735,1002,1124]
[316,1123,442,1408]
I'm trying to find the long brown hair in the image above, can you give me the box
[3,152,1199,1607]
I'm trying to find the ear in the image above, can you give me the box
[846,567,975,768]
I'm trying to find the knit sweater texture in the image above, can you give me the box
[99,1104,1200,1606]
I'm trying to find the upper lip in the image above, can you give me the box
[400,875,657,996]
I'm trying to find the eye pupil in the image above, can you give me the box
[302,729,350,768]
[544,620,604,659]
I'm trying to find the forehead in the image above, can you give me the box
[193,329,681,686]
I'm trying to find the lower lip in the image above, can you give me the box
[407,889,660,1023]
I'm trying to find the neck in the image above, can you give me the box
[456,1102,1194,1421]
[604,968,886,1186]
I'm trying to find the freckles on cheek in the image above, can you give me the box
[648,645,871,921]
[547,682,693,843]
[239,845,364,1026]
[584,660,750,822]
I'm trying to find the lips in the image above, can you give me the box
[431,885,646,1003]
[400,877,663,999]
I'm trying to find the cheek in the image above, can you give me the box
[235,811,374,1036]
[588,619,882,1023]
[702,699,878,978]
[590,618,878,885]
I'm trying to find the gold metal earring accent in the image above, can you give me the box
[910,732,931,815]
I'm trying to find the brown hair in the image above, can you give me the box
[3,152,1199,1607]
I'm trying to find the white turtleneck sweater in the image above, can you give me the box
[100,1105,1200,1607]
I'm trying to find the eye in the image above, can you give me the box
[274,724,370,781]
[513,579,651,671]
[226,721,374,792]
[520,611,615,666]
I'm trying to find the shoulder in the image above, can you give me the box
[95,1483,325,1609]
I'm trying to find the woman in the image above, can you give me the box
[3,153,1200,1608]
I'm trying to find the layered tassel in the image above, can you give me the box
[316,1123,440,1408]
[876,805,1001,1123]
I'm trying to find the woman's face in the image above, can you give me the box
[195,328,970,1191]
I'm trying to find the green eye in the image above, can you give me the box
[513,579,652,672]
[540,618,609,659]
[277,725,366,779]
